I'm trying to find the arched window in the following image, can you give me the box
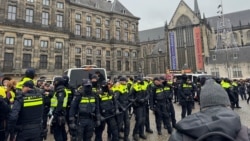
[233,32,238,41]
[247,30,250,40]
[176,15,192,27]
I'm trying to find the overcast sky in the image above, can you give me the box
[118,0,250,31]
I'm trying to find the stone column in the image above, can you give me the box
[0,0,7,22]
[34,0,41,26]
[0,31,4,69]
[33,35,40,69]
[17,0,25,23]
[48,37,55,71]
[64,40,71,69]
[16,33,24,71]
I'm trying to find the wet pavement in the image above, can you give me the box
[46,100,250,141]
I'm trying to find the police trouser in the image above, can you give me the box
[234,93,240,107]
[144,104,151,131]
[174,90,179,102]
[42,106,50,129]
[155,102,171,132]
[16,125,42,141]
[167,102,176,126]
[181,101,193,119]
[0,121,6,141]
[78,118,95,141]
[52,116,67,141]
[133,105,146,136]
[117,109,130,138]
[95,116,119,141]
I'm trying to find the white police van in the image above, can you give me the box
[63,65,108,88]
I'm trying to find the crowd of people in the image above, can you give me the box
[0,68,250,141]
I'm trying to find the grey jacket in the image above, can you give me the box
[169,106,250,141]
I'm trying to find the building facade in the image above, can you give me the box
[0,0,140,78]
[139,0,250,79]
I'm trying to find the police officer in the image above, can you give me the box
[160,76,176,129]
[131,77,149,141]
[95,81,119,141]
[16,68,36,92]
[50,77,67,141]
[179,74,194,119]
[115,77,133,141]
[221,78,236,110]
[41,83,53,139]
[91,75,100,94]
[232,80,241,108]
[69,79,100,141]
[0,86,11,141]
[62,75,74,128]
[143,78,153,134]
[150,77,172,135]
[7,81,43,141]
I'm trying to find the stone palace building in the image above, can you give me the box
[0,0,140,77]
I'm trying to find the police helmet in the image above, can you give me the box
[25,68,36,79]
[62,75,69,85]
[119,77,127,82]
[182,74,188,81]
[53,77,65,87]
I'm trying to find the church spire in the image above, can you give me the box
[194,0,201,18]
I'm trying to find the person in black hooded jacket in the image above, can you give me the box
[169,79,250,141]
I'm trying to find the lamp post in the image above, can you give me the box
[158,47,166,73]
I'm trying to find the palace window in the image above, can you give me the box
[117,61,122,71]
[116,30,120,40]
[5,37,15,45]
[75,14,81,20]
[96,28,101,39]
[42,12,49,25]
[211,68,220,77]
[133,61,137,72]
[86,48,92,54]
[43,0,49,6]
[40,41,48,48]
[56,14,63,27]
[105,30,110,40]
[75,59,81,68]
[125,61,129,71]
[40,55,48,69]
[106,50,110,56]
[55,56,62,69]
[124,32,128,41]
[124,23,128,29]
[96,60,101,68]
[57,2,64,9]
[22,54,31,68]
[247,30,250,41]
[96,18,101,24]
[105,20,110,26]
[233,67,242,78]
[24,39,32,47]
[55,42,63,49]
[75,24,81,35]
[86,16,91,23]
[3,53,13,71]
[8,6,16,20]
[86,26,91,37]
[75,48,81,54]
[117,50,121,56]
[96,49,102,55]
[86,59,92,65]
[106,61,110,71]
[25,9,33,23]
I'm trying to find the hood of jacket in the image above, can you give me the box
[175,106,242,139]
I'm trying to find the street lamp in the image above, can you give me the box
[158,47,166,73]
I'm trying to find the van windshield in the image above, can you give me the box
[69,69,106,88]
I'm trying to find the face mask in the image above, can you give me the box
[92,82,98,87]
[84,86,92,94]
[101,86,109,92]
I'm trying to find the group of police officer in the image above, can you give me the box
[0,68,248,141]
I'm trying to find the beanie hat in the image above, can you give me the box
[200,79,230,109]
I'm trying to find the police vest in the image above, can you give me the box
[99,92,114,112]
[50,88,69,108]
[116,84,129,94]
[65,88,73,105]
[18,92,43,125]
[222,82,231,89]
[133,83,148,92]
[155,88,165,100]
[16,77,34,90]
[232,82,238,87]
[182,83,193,96]
[79,96,96,116]
[0,87,6,98]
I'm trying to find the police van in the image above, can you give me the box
[63,65,108,88]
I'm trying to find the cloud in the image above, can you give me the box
[119,0,250,31]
